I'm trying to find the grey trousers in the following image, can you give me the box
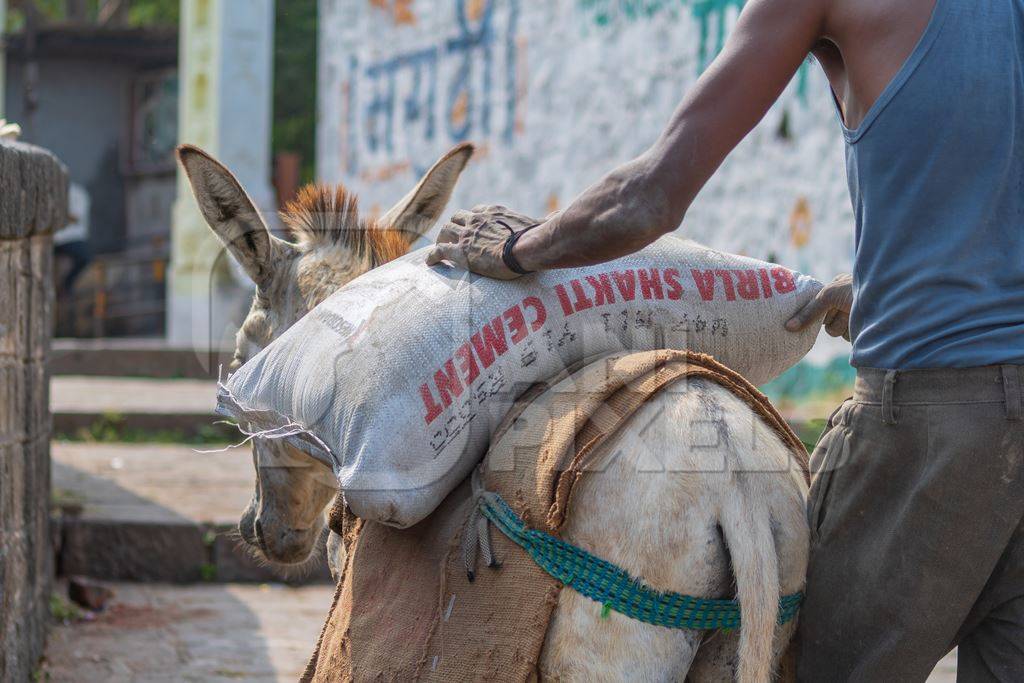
[795,365,1024,682]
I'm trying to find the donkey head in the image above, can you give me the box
[178,144,474,565]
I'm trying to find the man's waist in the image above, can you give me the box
[854,365,1023,405]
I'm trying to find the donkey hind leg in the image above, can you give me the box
[537,502,716,680]
[537,381,806,682]
[687,497,807,683]
[537,390,735,681]
[687,629,741,681]
[540,588,705,681]
[690,454,809,682]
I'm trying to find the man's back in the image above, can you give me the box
[817,0,941,130]
[823,0,1024,367]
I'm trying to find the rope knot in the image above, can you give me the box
[461,468,503,582]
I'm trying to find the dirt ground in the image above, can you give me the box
[40,583,334,682]
[39,578,956,682]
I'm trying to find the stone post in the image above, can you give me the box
[168,0,275,354]
[0,140,67,682]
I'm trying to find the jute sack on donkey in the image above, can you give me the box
[303,350,810,683]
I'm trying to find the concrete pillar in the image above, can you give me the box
[169,0,275,352]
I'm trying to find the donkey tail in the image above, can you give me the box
[719,492,780,683]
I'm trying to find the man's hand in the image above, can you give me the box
[426,205,544,279]
[786,273,853,340]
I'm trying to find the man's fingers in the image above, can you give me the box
[425,242,468,269]
[449,210,473,226]
[425,246,444,266]
[825,311,850,339]
[785,295,828,332]
[435,222,462,245]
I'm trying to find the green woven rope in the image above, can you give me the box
[479,493,802,630]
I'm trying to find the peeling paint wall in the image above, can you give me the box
[318,0,856,394]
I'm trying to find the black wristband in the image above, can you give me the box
[501,224,536,275]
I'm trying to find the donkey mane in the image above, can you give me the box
[283,184,414,267]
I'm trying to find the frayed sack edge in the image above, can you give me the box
[214,381,338,470]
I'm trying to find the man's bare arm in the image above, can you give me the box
[428,0,830,277]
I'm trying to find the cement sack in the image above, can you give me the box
[217,235,822,528]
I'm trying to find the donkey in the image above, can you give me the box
[179,144,810,681]
[527,376,809,681]
[177,142,475,567]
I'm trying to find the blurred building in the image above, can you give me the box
[2,0,276,351]
[4,22,178,336]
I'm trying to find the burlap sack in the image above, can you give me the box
[302,351,808,682]
[219,237,821,528]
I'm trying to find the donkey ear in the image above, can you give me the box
[379,143,474,239]
[176,144,288,288]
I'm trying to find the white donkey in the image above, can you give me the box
[177,142,475,566]
[529,377,808,681]
[178,144,809,682]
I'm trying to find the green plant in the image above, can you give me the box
[794,418,827,453]
[199,562,218,582]
[50,488,86,516]
[273,0,318,183]
[54,419,236,446]
[128,0,179,26]
[31,663,51,682]
[7,0,179,30]
[49,593,82,624]
[86,412,127,442]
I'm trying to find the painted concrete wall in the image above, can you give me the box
[318,0,857,397]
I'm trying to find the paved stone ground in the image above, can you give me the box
[39,578,955,682]
[41,582,334,682]
[47,444,961,678]
[930,651,957,682]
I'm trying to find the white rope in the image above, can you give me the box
[194,379,338,467]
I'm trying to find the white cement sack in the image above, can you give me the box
[217,236,822,528]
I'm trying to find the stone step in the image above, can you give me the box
[51,337,232,380]
[52,441,332,584]
[42,581,334,682]
[50,375,234,440]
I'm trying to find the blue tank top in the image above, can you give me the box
[845,0,1024,369]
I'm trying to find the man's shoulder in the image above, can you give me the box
[824,0,937,38]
